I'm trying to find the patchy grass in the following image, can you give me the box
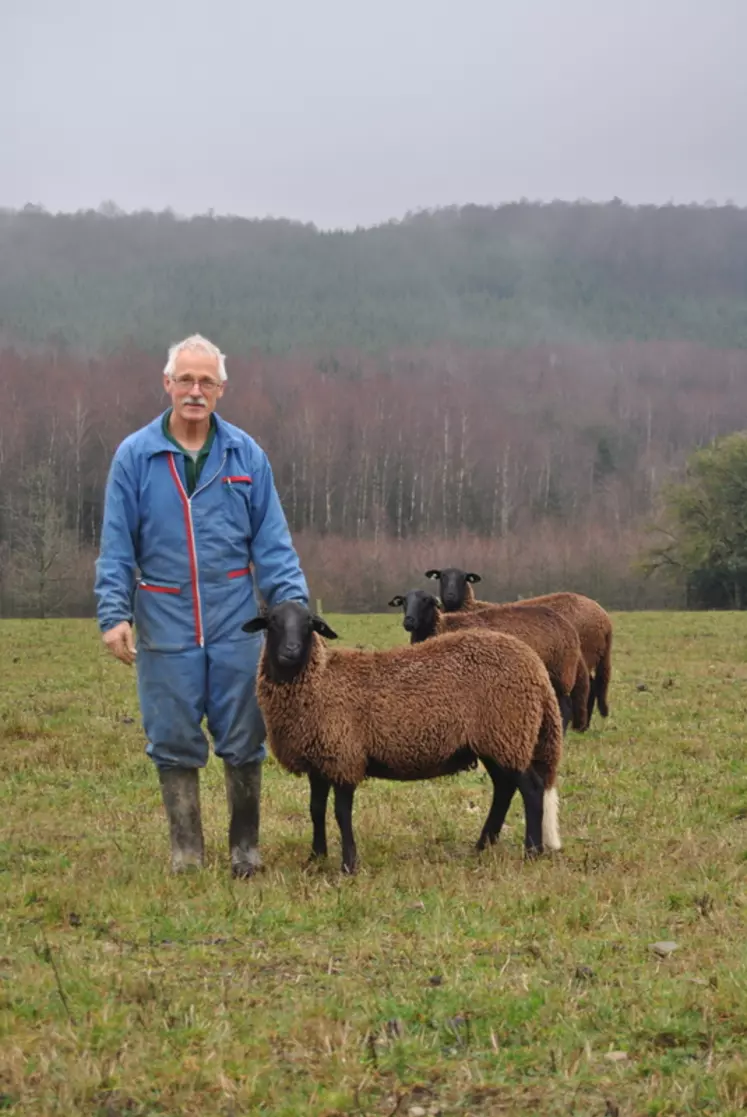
[1,611,746,1116]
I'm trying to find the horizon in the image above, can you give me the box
[5,193,747,235]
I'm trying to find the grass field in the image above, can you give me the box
[1,612,746,1116]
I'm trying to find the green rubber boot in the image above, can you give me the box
[224,760,263,878]
[158,768,204,873]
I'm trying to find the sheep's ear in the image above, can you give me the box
[465,572,482,584]
[312,615,338,640]
[424,569,441,580]
[242,616,268,633]
[388,595,405,608]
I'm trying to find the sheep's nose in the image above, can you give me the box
[403,617,416,632]
[282,641,303,659]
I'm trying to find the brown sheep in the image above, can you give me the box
[425,567,613,723]
[388,589,590,733]
[242,600,563,874]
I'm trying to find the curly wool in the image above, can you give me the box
[435,604,578,696]
[459,583,494,611]
[255,628,562,790]
[461,583,612,718]
[505,591,612,717]
[433,603,589,729]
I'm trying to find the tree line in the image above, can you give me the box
[1,340,746,617]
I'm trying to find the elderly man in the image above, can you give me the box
[94,334,308,876]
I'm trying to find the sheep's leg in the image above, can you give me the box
[517,766,545,855]
[587,671,598,723]
[558,693,572,734]
[476,758,519,850]
[551,683,571,733]
[308,769,331,861]
[333,783,358,874]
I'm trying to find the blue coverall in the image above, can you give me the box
[94,411,309,770]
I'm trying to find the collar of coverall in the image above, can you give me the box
[142,410,244,458]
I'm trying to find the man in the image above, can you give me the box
[94,334,308,877]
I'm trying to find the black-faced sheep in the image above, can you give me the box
[425,567,493,611]
[242,600,562,874]
[425,567,613,724]
[388,588,590,733]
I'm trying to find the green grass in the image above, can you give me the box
[1,612,746,1116]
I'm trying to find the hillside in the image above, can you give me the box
[2,200,747,352]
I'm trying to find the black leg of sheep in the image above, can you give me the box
[308,769,331,861]
[557,694,573,734]
[516,767,545,855]
[478,758,547,856]
[333,783,358,874]
[587,673,598,723]
[475,758,520,850]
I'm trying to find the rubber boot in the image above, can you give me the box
[224,760,263,878]
[158,768,204,873]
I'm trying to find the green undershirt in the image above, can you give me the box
[162,409,216,496]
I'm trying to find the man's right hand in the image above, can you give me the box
[103,621,137,665]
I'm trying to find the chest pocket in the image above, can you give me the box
[220,475,254,537]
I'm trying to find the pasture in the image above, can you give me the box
[1,612,746,1116]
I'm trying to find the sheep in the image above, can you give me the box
[242,600,562,874]
[425,567,493,612]
[425,567,613,723]
[388,588,590,733]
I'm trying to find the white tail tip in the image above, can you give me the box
[542,787,561,851]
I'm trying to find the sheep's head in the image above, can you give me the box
[388,588,441,642]
[424,567,481,611]
[242,600,338,678]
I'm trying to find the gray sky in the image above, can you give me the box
[3,0,746,229]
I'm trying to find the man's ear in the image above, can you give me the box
[388,595,405,608]
[424,569,441,580]
[242,616,268,633]
[313,616,338,640]
[465,572,482,584]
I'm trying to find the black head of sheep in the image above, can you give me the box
[243,601,338,678]
[388,589,441,642]
[424,567,481,611]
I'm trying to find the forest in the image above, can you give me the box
[3,199,747,352]
[2,200,747,615]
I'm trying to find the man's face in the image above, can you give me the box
[164,348,225,421]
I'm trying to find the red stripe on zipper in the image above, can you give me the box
[227,567,252,580]
[168,453,203,646]
[140,583,180,595]
[223,475,252,483]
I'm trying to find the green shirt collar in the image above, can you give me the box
[161,409,216,495]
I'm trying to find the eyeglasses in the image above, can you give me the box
[171,374,221,392]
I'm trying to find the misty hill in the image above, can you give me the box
[2,200,747,352]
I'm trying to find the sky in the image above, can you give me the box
[3,0,747,230]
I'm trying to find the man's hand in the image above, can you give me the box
[103,621,137,665]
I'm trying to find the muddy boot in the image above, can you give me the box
[224,760,263,878]
[158,768,204,873]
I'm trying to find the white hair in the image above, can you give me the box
[163,333,227,382]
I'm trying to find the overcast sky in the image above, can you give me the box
[3,0,746,229]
